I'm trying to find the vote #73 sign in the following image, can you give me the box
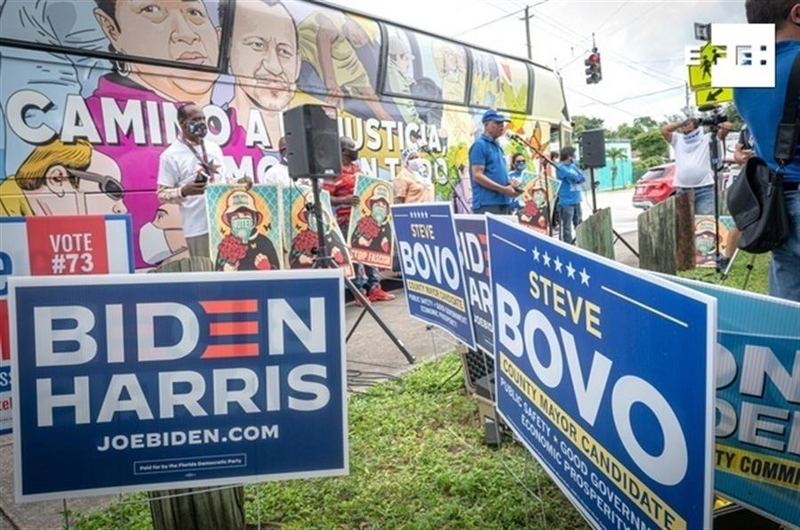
[10,271,347,501]
[0,215,134,435]
[487,216,716,530]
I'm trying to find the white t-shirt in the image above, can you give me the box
[670,132,714,188]
[157,139,230,237]
[260,163,291,186]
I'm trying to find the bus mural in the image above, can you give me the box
[0,0,570,270]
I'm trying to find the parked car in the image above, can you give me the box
[632,163,676,209]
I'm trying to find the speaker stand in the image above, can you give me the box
[308,178,415,365]
[588,167,639,258]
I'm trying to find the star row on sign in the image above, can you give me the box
[532,247,590,286]
[408,210,431,219]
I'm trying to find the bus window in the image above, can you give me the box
[382,26,468,126]
[233,1,390,121]
[0,0,229,73]
[469,49,530,114]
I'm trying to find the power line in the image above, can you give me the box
[452,6,525,37]
[594,1,632,34]
[564,86,639,117]
[529,5,684,86]
[607,85,684,105]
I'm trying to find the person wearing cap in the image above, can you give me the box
[469,109,522,214]
[215,190,280,272]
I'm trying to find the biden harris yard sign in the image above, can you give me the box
[10,270,347,501]
[669,276,799,528]
[392,203,475,348]
[487,215,716,530]
[454,215,494,356]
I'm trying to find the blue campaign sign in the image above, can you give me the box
[487,215,716,530]
[669,277,799,528]
[454,215,493,356]
[10,270,347,501]
[392,203,475,348]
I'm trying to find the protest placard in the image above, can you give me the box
[283,186,353,278]
[347,175,394,269]
[206,185,284,271]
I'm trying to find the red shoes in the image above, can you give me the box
[368,285,395,302]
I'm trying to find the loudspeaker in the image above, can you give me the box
[283,104,341,179]
[579,128,606,169]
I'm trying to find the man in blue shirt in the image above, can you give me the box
[555,146,586,244]
[469,109,522,214]
[734,0,800,302]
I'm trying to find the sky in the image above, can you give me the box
[325,0,748,128]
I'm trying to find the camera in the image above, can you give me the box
[698,112,727,127]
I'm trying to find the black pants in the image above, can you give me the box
[474,205,512,215]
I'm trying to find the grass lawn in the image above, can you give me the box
[71,354,588,530]
[678,251,770,295]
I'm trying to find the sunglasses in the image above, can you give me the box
[67,169,125,201]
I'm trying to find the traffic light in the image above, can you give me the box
[585,48,602,84]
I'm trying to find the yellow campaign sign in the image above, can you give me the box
[688,42,726,90]
[695,86,733,106]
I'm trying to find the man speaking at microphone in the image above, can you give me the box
[469,109,522,214]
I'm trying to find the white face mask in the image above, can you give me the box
[408,158,427,177]
[140,222,176,264]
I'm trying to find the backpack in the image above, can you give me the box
[727,54,800,253]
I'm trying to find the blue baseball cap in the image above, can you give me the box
[482,109,510,123]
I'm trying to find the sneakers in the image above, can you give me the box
[368,285,395,302]
[353,289,368,306]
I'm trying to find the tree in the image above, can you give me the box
[632,129,668,161]
[633,116,658,131]
[571,115,604,134]
[606,147,628,190]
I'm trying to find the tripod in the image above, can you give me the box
[587,167,639,258]
[307,178,415,365]
[706,108,725,274]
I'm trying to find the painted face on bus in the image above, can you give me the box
[230,0,300,111]
[94,0,221,99]
[79,151,129,216]
[25,151,127,217]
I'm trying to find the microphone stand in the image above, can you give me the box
[509,134,639,257]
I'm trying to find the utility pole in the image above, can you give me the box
[523,5,532,60]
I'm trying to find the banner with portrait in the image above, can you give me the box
[347,175,394,269]
[694,215,735,267]
[284,186,354,278]
[206,185,284,272]
[515,170,550,235]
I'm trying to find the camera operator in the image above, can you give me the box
[734,0,800,302]
[157,103,250,259]
[660,116,731,215]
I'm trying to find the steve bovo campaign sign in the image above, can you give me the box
[9,270,347,501]
[487,215,716,529]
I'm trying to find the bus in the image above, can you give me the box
[0,0,571,270]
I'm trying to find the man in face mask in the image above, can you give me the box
[157,103,250,259]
